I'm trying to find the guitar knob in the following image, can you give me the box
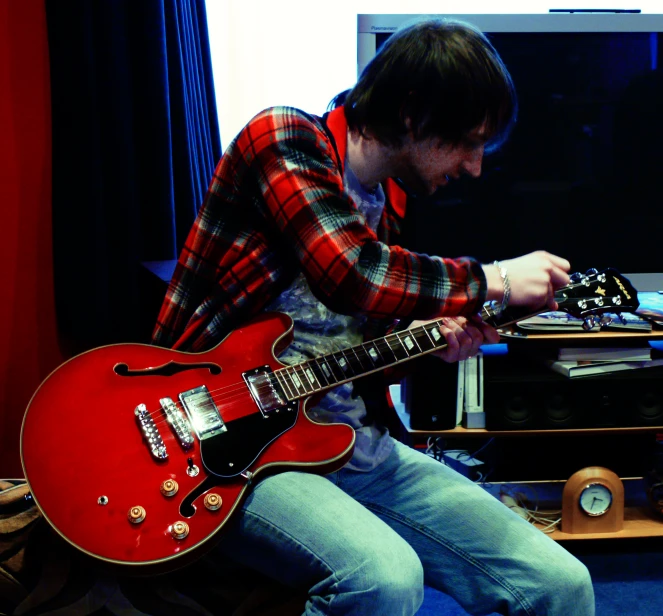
[128,506,146,524]
[160,479,179,497]
[204,493,222,511]
[170,521,189,540]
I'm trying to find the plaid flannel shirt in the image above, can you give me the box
[152,106,487,352]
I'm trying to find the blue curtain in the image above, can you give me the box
[46,0,222,352]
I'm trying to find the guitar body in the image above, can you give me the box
[20,312,355,572]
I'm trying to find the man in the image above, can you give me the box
[153,17,595,616]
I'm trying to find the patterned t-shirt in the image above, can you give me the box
[264,161,393,471]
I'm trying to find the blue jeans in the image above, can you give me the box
[217,439,595,615]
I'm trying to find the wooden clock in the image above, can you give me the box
[561,466,624,534]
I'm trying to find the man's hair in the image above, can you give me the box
[339,17,517,151]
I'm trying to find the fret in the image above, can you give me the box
[300,361,322,391]
[285,366,308,396]
[426,321,445,348]
[361,341,388,368]
[383,333,410,361]
[311,357,335,386]
[412,325,436,352]
[345,347,368,373]
[291,365,315,394]
[323,353,347,382]
[274,369,295,400]
[331,351,356,380]
[393,331,421,357]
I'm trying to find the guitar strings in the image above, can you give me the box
[144,320,451,431]
[144,276,602,432]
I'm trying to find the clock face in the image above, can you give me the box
[579,483,613,516]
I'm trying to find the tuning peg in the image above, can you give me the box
[616,313,627,325]
[570,272,583,283]
[585,268,598,276]
[582,316,597,331]
[599,315,613,326]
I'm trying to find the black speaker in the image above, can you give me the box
[483,354,663,431]
[402,355,459,430]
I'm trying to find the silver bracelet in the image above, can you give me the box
[493,260,511,315]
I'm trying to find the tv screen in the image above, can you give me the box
[358,14,663,276]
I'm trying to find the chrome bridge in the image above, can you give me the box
[134,403,167,460]
[160,397,195,448]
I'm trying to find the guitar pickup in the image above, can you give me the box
[179,385,227,441]
[243,365,294,415]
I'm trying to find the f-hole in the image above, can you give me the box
[114,362,222,377]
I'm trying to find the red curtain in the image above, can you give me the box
[0,1,64,478]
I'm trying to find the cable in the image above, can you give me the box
[498,485,562,533]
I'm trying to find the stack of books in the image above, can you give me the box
[542,343,663,378]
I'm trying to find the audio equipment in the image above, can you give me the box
[482,353,663,431]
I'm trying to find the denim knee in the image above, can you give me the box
[335,542,425,615]
[539,554,595,616]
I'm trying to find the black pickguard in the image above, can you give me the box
[199,406,299,478]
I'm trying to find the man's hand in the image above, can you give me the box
[483,250,571,312]
[410,315,501,364]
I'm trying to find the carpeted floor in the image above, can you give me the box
[417,538,663,615]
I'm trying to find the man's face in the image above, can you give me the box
[395,124,487,197]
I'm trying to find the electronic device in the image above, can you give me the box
[482,351,663,430]
[357,13,663,276]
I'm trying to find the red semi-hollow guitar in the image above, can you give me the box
[20,268,639,572]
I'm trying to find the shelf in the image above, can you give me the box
[543,506,663,540]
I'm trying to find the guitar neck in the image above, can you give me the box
[272,266,640,403]
[272,304,545,403]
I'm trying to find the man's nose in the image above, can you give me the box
[462,148,484,178]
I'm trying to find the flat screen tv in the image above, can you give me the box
[358,13,663,279]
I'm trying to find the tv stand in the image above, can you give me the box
[388,327,663,540]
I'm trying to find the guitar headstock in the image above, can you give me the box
[482,267,640,331]
[555,268,640,328]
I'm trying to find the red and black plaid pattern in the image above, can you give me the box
[152,106,486,352]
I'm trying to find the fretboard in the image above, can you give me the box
[273,319,452,402]
[271,301,549,402]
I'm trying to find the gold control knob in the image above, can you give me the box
[170,521,189,540]
[160,479,179,497]
[128,506,146,524]
[204,493,222,511]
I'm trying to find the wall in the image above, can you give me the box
[0,1,64,477]
[205,0,656,150]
